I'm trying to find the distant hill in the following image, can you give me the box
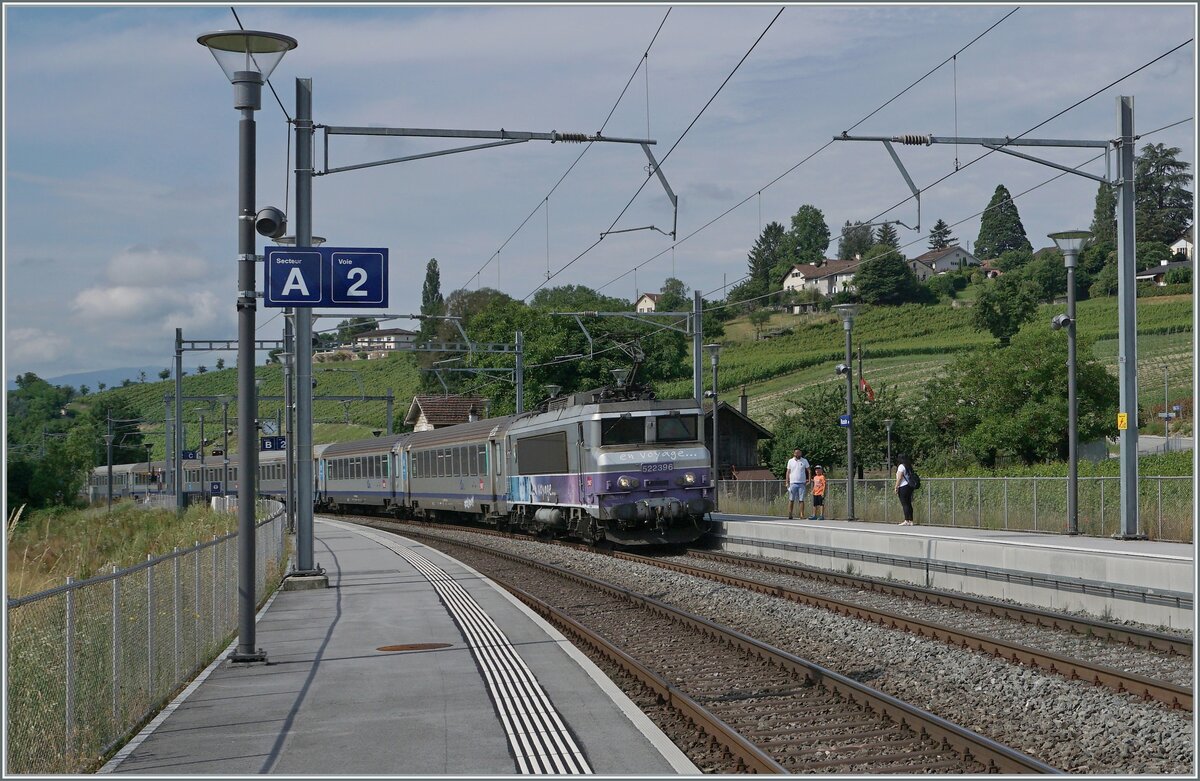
[8,366,182,392]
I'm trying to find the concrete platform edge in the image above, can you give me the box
[466,554,701,775]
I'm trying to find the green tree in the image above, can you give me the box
[996,247,1034,273]
[419,258,445,343]
[974,184,1032,260]
[766,386,848,477]
[1165,266,1192,285]
[853,245,927,306]
[529,285,629,313]
[215,358,225,370]
[921,328,1119,466]
[1090,183,1117,247]
[928,218,956,250]
[1020,251,1067,303]
[837,220,873,260]
[335,317,379,344]
[775,205,830,283]
[196,365,207,374]
[748,221,787,289]
[158,368,170,381]
[97,382,106,392]
[79,385,90,396]
[1089,259,1119,297]
[1135,241,1173,272]
[656,277,689,314]
[972,273,1037,344]
[748,309,771,339]
[138,371,147,384]
[1135,143,1193,246]
[874,222,900,251]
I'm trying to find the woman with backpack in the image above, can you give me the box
[894,453,918,526]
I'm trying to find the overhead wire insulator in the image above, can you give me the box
[896,134,932,146]
[552,131,588,143]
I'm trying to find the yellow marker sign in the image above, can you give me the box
[1117,412,1128,431]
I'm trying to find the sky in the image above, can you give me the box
[3,2,1197,381]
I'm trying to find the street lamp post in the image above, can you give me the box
[104,432,114,512]
[198,28,296,664]
[1049,230,1091,536]
[833,304,859,520]
[704,344,722,509]
[217,394,232,504]
[144,444,154,496]
[883,419,894,474]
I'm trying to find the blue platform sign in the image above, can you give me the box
[210,481,223,496]
[264,246,388,308]
[261,436,287,451]
[838,414,851,427]
[181,449,198,460]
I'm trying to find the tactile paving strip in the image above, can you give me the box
[342,523,593,775]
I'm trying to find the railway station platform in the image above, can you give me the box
[100,518,697,776]
[707,514,1193,630]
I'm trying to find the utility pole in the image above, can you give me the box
[284,312,295,533]
[174,328,184,511]
[693,291,704,405]
[515,331,524,413]
[834,94,1143,538]
[105,417,114,512]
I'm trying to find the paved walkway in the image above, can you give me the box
[101,517,696,775]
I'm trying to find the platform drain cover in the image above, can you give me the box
[377,643,451,652]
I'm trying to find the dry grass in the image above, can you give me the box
[6,502,237,599]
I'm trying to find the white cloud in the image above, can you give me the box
[6,328,70,366]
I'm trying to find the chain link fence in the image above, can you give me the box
[6,500,287,774]
[718,476,1193,542]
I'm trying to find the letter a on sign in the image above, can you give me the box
[281,268,311,297]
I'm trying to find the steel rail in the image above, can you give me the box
[616,550,1193,712]
[497,578,787,774]
[395,527,1061,774]
[687,548,1192,656]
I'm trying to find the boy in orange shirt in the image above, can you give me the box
[808,466,826,520]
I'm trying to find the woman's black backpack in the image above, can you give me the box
[908,466,921,490]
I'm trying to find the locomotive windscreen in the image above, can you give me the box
[656,414,698,443]
[600,415,646,446]
[516,431,569,474]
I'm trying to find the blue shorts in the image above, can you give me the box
[788,483,807,501]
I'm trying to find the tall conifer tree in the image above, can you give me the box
[928,218,956,250]
[975,184,1032,259]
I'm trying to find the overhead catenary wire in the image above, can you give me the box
[590,6,1020,295]
[458,8,673,291]
[524,6,786,301]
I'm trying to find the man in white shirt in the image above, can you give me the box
[785,448,810,520]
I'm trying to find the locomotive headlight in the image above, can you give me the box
[678,472,697,486]
[617,475,640,490]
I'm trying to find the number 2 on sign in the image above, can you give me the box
[346,267,368,296]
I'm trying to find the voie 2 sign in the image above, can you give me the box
[264,247,389,308]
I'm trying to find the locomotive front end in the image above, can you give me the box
[589,400,713,545]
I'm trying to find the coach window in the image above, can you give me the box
[516,432,568,475]
[451,447,460,477]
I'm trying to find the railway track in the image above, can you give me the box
[620,549,1194,711]
[363,517,1191,713]
[383,523,1061,773]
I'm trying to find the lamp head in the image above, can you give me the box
[197,30,297,83]
[1047,230,1092,253]
[545,384,562,398]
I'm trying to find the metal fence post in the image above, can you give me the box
[1033,479,1039,532]
[1003,479,1009,529]
[1158,478,1163,539]
[1100,478,1106,536]
[211,538,218,645]
[146,555,155,694]
[65,577,75,760]
[926,481,931,525]
[173,549,181,679]
[111,565,120,721]
[951,479,957,526]
[194,545,201,669]
[976,479,982,528]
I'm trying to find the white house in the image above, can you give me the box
[780,259,862,297]
[1171,228,1193,261]
[907,259,936,282]
[1135,258,1192,286]
[353,328,417,358]
[635,292,660,313]
[910,245,981,274]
